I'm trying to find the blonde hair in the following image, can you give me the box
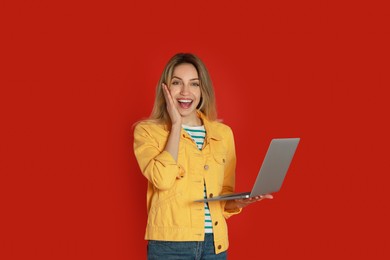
[149,53,217,124]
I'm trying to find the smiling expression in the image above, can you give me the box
[169,63,201,124]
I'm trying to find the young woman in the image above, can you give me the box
[133,53,272,259]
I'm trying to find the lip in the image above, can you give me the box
[177,98,193,103]
[176,98,194,110]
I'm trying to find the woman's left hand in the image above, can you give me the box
[225,194,273,210]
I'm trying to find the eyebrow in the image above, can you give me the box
[172,76,199,81]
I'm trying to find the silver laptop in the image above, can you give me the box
[195,138,300,202]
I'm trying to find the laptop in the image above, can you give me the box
[195,138,300,202]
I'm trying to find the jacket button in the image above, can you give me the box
[218,245,222,250]
[222,158,225,163]
[209,193,213,198]
[215,221,218,226]
[204,165,209,170]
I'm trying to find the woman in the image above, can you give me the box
[133,53,272,259]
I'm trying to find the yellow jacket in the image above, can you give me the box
[133,112,241,254]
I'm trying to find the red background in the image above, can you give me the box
[1,0,389,259]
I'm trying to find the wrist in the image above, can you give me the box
[170,123,182,131]
[169,124,182,139]
[224,200,240,211]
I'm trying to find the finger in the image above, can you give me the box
[162,84,174,105]
[162,83,169,100]
[245,195,273,202]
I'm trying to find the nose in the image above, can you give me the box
[180,83,190,95]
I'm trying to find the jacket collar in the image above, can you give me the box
[198,111,222,141]
[162,111,222,141]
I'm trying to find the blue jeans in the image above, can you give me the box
[147,233,227,260]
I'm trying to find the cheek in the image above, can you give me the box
[194,91,202,107]
[195,89,201,100]
[169,86,180,96]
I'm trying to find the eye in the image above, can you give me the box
[191,82,200,87]
[171,80,182,85]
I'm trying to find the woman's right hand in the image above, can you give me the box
[225,194,273,211]
[162,83,182,126]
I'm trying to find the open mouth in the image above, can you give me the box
[177,99,193,109]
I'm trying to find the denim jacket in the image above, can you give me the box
[133,112,241,254]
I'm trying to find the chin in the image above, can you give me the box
[179,109,196,117]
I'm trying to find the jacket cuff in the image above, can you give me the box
[222,201,243,219]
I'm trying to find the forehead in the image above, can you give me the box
[172,63,198,78]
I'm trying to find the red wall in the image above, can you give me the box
[1,0,389,259]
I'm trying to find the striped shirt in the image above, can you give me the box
[182,125,213,234]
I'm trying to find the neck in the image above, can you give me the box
[182,115,202,126]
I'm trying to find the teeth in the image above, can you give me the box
[178,99,192,103]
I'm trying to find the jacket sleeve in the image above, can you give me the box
[220,127,243,219]
[133,123,185,191]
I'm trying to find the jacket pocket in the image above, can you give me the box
[213,154,226,165]
[150,192,190,227]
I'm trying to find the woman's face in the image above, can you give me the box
[169,63,201,124]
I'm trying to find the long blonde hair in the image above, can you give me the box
[149,53,217,124]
